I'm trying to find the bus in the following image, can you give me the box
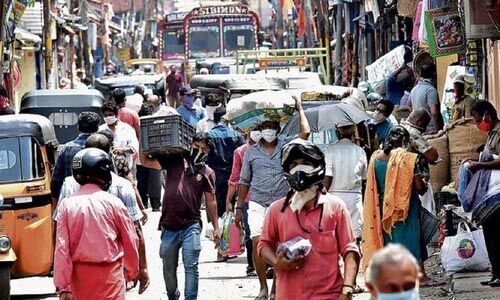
[159,1,259,68]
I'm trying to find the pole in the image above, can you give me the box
[43,0,52,88]
[0,0,6,83]
[334,2,343,85]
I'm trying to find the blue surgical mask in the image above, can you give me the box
[378,288,420,300]
[182,96,194,109]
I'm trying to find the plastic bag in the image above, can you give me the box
[277,236,312,259]
[218,212,245,257]
[441,222,491,275]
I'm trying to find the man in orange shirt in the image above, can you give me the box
[258,139,360,300]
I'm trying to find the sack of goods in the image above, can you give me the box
[218,212,245,257]
[424,131,450,192]
[447,119,488,183]
[139,114,195,155]
[224,90,295,133]
[441,222,491,274]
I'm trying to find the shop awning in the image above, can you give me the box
[14,27,42,44]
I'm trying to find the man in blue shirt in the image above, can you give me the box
[386,49,415,105]
[177,86,205,127]
[51,112,100,199]
[204,107,244,217]
[366,100,395,152]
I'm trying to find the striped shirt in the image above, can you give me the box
[239,139,289,207]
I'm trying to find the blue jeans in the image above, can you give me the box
[160,223,202,300]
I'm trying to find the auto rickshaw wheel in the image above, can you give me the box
[0,263,10,300]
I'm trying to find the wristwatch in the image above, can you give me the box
[342,285,354,297]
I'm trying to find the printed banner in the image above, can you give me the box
[424,8,467,58]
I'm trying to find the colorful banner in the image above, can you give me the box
[424,9,467,58]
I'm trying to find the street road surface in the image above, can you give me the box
[10,208,371,300]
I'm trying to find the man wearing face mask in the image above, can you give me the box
[196,94,222,134]
[367,100,396,152]
[177,86,205,128]
[140,134,221,299]
[467,101,500,287]
[365,244,421,300]
[258,139,360,300]
[99,101,139,173]
[226,129,262,275]
[450,75,476,122]
[236,97,310,300]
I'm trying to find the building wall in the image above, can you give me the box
[16,49,37,110]
[487,39,500,112]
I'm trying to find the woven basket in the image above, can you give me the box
[397,0,420,18]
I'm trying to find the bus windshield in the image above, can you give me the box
[0,137,45,183]
[223,25,255,57]
[162,31,185,59]
[188,26,220,59]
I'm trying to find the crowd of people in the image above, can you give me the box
[42,60,500,300]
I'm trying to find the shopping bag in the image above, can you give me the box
[441,221,491,274]
[420,206,440,247]
[218,212,245,257]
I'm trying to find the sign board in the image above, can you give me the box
[259,57,307,69]
[166,12,188,23]
[192,4,249,17]
[9,0,27,22]
[116,47,130,62]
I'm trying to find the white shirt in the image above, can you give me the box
[125,93,144,113]
[99,121,139,169]
[324,138,367,192]
[196,117,217,134]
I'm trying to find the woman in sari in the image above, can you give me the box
[362,126,428,269]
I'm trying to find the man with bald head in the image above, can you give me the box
[402,108,439,181]
[365,244,421,299]
[147,94,161,114]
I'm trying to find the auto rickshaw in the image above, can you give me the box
[94,73,165,100]
[0,114,59,300]
[20,89,104,144]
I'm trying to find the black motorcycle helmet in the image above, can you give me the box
[72,148,113,190]
[281,139,325,192]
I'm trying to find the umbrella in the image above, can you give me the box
[281,102,372,138]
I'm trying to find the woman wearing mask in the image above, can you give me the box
[177,86,205,127]
[463,101,500,287]
[362,126,428,271]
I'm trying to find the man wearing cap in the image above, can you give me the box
[450,74,476,122]
[177,86,205,128]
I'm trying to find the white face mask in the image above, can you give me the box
[261,129,277,143]
[289,164,317,212]
[250,130,262,143]
[205,104,221,121]
[377,287,420,300]
[104,116,118,125]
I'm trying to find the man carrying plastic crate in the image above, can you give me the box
[141,138,221,300]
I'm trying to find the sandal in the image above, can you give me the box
[420,279,447,288]
[353,285,365,294]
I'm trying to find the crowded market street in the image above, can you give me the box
[8,209,498,300]
[1,0,500,300]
